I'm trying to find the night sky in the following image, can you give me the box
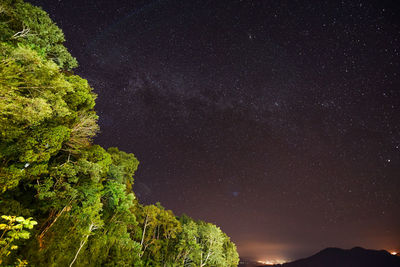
[28,0,399,262]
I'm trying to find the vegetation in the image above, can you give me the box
[0,215,37,265]
[0,0,239,266]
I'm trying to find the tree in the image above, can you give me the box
[174,216,201,266]
[0,43,96,193]
[0,1,239,266]
[0,0,78,70]
[174,216,240,267]
[135,203,182,266]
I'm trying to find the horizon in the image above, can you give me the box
[240,246,400,264]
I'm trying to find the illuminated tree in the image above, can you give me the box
[0,1,239,266]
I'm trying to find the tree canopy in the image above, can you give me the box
[0,1,239,266]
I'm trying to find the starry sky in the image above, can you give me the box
[28,0,399,262]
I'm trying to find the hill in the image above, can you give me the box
[263,247,400,267]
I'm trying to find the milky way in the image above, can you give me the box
[29,0,399,261]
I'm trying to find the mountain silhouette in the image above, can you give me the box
[262,247,400,267]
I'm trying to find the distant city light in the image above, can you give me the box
[258,259,287,265]
[391,251,397,255]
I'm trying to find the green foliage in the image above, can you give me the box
[0,42,96,192]
[0,0,77,70]
[0,215,37,264]
[78,181,142,266]
[0,1,240,266]
[173,216,239,267]
[134,206,239,267]
[136,203,182,266]
[107,147,139,188]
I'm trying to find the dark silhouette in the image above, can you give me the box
[262,247,400,267]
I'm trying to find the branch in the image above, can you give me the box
[11,27,31,39]
[38,204,70,249]
[69,222,97,267]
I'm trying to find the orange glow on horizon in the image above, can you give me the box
[257,259,287,265]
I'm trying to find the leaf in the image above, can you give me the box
[15,217,24,222]
[1,215,12,221]
[18,231,30,239]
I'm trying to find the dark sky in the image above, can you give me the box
[28,0,399,262]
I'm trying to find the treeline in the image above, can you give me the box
[0,1,239,266]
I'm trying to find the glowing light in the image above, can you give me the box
[257,259,287,265]
[391,251,397,255]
